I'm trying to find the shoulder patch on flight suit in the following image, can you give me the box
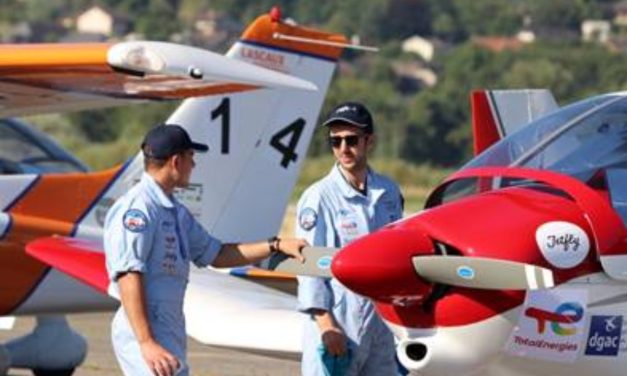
[299,207,318,231]
[122,209,148,233]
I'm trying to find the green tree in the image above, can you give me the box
[454,0,522,36]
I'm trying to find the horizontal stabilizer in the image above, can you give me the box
[266,246,336,278]
[0,40,316,118]
[25,237,108,294]
[108,41,317,91]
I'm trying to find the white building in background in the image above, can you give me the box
[581,20,611,43]
[517,30,536,43]
[76,6,113,35]
[401,36,435,62]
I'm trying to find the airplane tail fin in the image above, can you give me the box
[471,89,558,155]
[68,12,345,241]
[162,14,345,241]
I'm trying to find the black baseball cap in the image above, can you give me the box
[141,124,208,159]
[322,102,374,134]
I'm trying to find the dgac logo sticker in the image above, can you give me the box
[525,302,584,336]
[585,315,623,356]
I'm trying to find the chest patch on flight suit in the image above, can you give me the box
[299,208,318,230]
[337,208,360,237]
[123,209,148,233]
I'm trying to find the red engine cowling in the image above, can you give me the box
[333,183,603,329]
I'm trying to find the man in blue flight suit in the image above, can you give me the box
[297,103,404,375]
[104,124,306,376]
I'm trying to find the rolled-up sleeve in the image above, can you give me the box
[104,200,155,282]
[295,187,335,313]
[186,210,223,268]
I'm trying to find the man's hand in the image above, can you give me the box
[321,325,347,356]
[140,339,180,376]
[277,238,307,263]
[313,310,347,356]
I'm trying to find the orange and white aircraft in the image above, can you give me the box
[0,10,347,375]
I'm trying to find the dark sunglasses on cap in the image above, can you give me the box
[328,135,363,148]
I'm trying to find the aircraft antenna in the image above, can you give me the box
[273,32,379,52]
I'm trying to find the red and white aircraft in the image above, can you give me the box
[0,10,348,375]
[279,89,627,376]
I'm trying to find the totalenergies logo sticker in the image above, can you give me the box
[535,221,590,269]
[525,302,584,336]
[505,289,588,363]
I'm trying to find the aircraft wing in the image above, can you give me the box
[0,41,316,118]
[25,236,304,354]
[185,268,303,355]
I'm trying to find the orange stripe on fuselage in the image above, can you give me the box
[241,15,346,60]
[0,166,121,314]
[10,167,121,221]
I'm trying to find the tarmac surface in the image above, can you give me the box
[0,312,300,376]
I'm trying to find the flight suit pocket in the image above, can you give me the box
[336,209,366,245]
[158,227,186,277]
[330,279,347,317]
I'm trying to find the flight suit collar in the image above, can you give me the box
[141,173,175,208]
[330,164,385,203]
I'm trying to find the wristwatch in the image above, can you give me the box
[267,236,280,253]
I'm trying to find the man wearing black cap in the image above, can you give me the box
[296,103,404,375]
[104,124,306,376]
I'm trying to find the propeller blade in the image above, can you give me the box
[266,246,337,278]
[412,256,554,290]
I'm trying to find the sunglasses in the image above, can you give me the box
[328,135,363,148]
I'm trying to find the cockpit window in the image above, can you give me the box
[0,119,87,174]
[517,96,627,179]
[430,94,627,207]
[465,94,622,173]
[0,121,49,162]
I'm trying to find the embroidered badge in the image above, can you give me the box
[123,209,148,233]
[299,208,318,231]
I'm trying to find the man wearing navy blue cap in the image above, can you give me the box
[104,124,306,376]
[297,103,404,375]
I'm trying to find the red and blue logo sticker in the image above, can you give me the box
[299,208,317,231]
[123,209,148,233]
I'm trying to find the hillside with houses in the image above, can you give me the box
[2,0,627,171]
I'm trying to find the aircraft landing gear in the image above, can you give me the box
[4,316,86,376]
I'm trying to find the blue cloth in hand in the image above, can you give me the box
[318,344,351,376]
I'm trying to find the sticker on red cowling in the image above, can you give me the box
[505,288,588,363]
[535,221,590,269]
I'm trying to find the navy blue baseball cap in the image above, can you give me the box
[322,102,374,134]
[141,124,208,159]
